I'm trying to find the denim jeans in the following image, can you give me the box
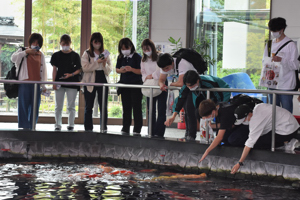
[18,84,41,129]
[268,88,293,113]
[146,90,168,137]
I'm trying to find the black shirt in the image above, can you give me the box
[116,53,142,84]
[50,51,82,90]
[216,103,239,131]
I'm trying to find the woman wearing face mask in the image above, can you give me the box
[141,39,168,138]
[11,33,47,130]
[51,34,82,131]
[263,17,299,113]
[116,38,142,136]
[81,32,111,132]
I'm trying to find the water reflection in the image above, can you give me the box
[0,162,299,199]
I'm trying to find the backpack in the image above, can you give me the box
[229,94,263,110]
[4,47,26,99]
[173,48,207,75]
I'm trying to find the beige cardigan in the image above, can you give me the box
[81,50,112,93]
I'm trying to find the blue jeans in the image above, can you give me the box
[18,84,41,129]
[146,90,168,137]
[268,89,293,113]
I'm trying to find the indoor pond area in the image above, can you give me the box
[0,160,300,200]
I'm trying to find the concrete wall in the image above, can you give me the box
[151,0,187,48]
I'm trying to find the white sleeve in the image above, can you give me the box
[178,59,197,75]
[280,41,299,71]
[245,115,269,148]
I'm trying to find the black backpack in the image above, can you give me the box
[173,48,207,75]
[4,47,26,99]
[229,94,263,110]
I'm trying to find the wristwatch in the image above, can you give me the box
[238,162,244,166]
[72,72,74,77]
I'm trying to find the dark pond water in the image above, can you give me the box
[0,161,299,199]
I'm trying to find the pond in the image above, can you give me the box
[0,161,299,199]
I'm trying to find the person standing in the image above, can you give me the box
[141,39,167,138]
[116,38,143,136]
[51,34,82,131]
[81,32,111,132]
[11,33,47,130]
[263,17,299,113]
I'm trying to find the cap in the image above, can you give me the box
[234,104,252,125]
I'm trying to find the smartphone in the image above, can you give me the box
[33,46,40,51]
[59,75,66,79]
[99,54,105,60]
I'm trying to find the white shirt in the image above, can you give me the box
[245,103,299,148]
[141,58,160,82]
[263,36,299,90]
[160,58,197,76]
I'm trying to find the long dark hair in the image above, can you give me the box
[87,32,104,58]
[141,39,158,62]
[118,38,135,59]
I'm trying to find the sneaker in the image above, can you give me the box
[121,131,129,136]
[180,136,196,142]
[55,127,61,131]
[67,126,74,131]
[133,132,141,137]
[285,138,299,151]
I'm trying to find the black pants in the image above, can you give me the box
[84,71,108,131]
[184,92,198,139]
[121,87,143,133]
[222,125,250,146]
[253,129,298,149]
[147,90,168,137]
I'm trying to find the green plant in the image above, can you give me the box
[192,37,216,66]
[168,37,182,55]
[108,105,122,118]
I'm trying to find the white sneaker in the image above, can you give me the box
[285,138,299,151]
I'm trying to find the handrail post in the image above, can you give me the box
[101,85,106,133]
[32,83,38,131]
[206,90,211,144]
[271,93,276,151]
[148,88,154,137]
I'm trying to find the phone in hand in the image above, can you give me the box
[99,54,105,60]
[33,46,40,51]
[59,75,66,79]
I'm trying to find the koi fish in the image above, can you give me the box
[110,170,135,175]
[161,190,195,200]
[219,188,242,192]
[159,172,178,176]
[139,169,157,173]
[1,149,10,151]
[183,180,211,183]
[87,174,102,178]
[15,174,35,178]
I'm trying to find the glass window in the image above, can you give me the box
[92,0,150,119]
[32,0,82,117]
[0,0,25,115]
[193,0,270,89]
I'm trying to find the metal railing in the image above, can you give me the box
[1,79,299,152]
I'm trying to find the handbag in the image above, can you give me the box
[141,79,162,97]
[4,47,26,99]
[259,40,294,89]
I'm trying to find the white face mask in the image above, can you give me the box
[189,85,198,91]
[61,46,70,51]
[93,44,101,50]
[122,50,131,56]
[271,31,282,39]
[205,113,215,122]
[144,51,152,57]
